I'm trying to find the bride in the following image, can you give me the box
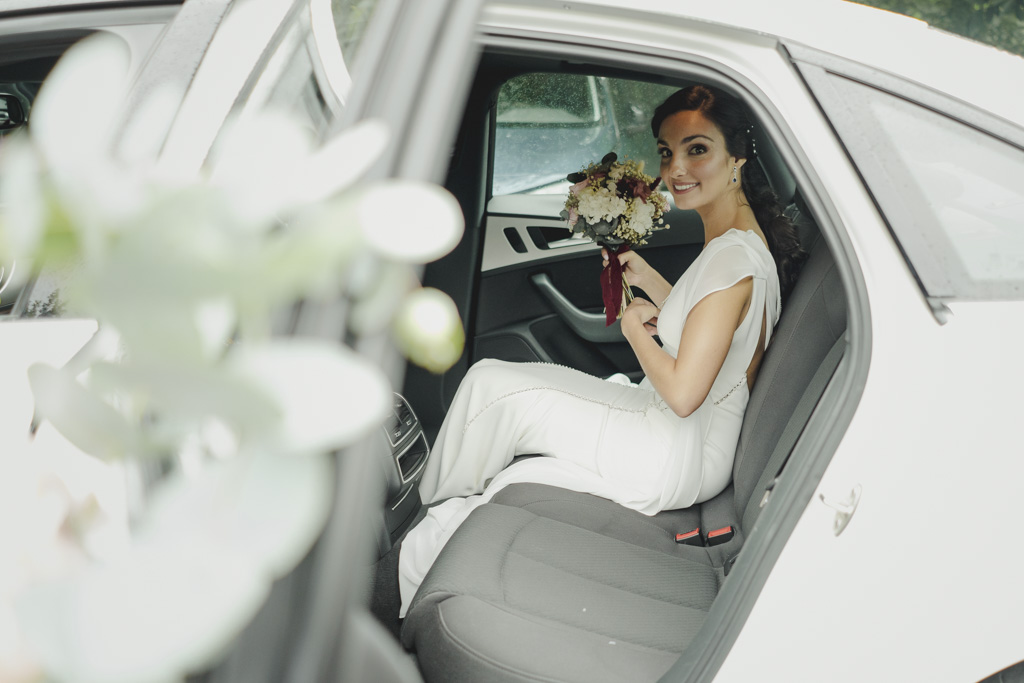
[398,84,805,614]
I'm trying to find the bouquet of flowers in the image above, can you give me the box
[560,152,670,325]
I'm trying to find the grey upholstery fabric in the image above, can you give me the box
[489,481,743,567]
[489,482,702,553]
[403,504,717,683]
[402,232,848,682]
[731,234,846,521]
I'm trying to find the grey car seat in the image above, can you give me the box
[402,225,846,682]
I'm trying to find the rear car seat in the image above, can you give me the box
[402,230,847,682]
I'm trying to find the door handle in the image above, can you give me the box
[819,484,861,536]
[530,273,622,343]
[544,236,593,250]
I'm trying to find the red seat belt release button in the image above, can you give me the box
[706,525,735,547]
[674,528,702,546]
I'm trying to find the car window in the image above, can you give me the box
[332,0,378,63]
[824,75,1024,299]
[0,50,76,317]
[491,73,676,196]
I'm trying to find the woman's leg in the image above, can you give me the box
[418,358,555,502]
[418,359,668,503]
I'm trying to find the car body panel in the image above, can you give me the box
[719,298,1024,683]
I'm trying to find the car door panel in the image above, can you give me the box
[473,199,705,380]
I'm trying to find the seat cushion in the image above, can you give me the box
[488,482,702,553]
[402,503,720,683]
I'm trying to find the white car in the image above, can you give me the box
[3,0,1024,682]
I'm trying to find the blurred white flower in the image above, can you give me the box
[16,544,269,683]
[357,180,465,263]
[140,449,334,577]
[0,436,128,683]
[227,339,391,456]
[27,363,140,461]
[0,16,469,683]
[393,287,465,373]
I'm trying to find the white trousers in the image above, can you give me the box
[399,359,688,615]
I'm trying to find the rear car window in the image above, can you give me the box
[491,73,676,196]
[823,75,1024,299]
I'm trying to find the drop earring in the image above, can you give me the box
[732,166,738,184]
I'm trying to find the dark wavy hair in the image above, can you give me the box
[651,85,806,298]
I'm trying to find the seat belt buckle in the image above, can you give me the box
[674,528,702,546]
[759,478,778,509]
[706,525,735,547]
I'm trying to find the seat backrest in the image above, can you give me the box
[730,228,847,528]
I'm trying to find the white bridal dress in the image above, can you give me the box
[398,229,781,614]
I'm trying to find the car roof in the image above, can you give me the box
[565,0,1024,128]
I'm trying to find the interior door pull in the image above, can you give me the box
[530,273,622,343]
[545,236,593,249]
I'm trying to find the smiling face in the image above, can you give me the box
[657,109,745,213]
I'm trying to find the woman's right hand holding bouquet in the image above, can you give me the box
[601,248,672,310]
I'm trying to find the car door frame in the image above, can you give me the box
[406,9,873,683]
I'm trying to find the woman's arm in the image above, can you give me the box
[621,278,753,418]
[603,249,673,306]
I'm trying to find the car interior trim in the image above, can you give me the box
[530,272,624,343]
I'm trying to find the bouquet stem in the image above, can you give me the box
[621,274,634,313]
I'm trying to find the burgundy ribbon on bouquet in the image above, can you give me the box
[601,243,630,326]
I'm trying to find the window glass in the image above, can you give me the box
[497,73,601,125]
[332,0,378,63]
[322,0,379,107]
[829,76,1024,296]
[492,73,676,196]
[1,78,53,316]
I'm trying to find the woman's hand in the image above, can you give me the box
[601,248,652,290]
[621,297,660,337]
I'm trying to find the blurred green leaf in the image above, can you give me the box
[857,0,1024,55]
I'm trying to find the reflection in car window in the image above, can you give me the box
[332,0,378,63]
[1,80,50,316]
[498,74,601,125]
[829,76,1024,297]
[19,266,77,319]
[491,73,676,196]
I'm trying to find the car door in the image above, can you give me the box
[168,2,488,682]
[1,1,483,680]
